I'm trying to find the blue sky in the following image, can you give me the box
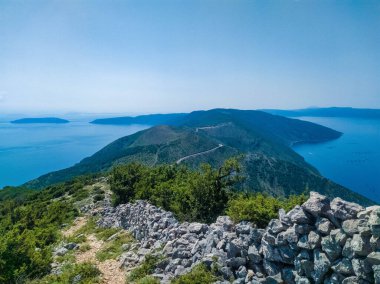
[0,0,379,114]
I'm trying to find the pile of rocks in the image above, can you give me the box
[98,192,380,283]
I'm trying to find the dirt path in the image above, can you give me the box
[98,259,126,284]
[65,217,126,284]
[76,234,103,263]
[176,144,224,164]
[62,217,87,238]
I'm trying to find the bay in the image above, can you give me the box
[293,117,380,203]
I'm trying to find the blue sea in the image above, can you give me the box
[0,121,148,188]
[293,117,380,203]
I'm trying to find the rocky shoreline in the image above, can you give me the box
[97,192,380,283]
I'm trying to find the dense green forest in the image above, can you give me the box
[0,161,307,283]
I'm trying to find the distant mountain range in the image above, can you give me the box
[11,117,69,124]
[263,107,380,119]
[25,109,373,205]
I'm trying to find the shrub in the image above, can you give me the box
[79,243,91,252]
[226,193,307,228]
[31,262,100,284]
[137,276,160,284]
[128,254,164,281]
[171,264,218,284]
[110,159,240,223]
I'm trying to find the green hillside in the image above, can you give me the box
[25,109,373,205]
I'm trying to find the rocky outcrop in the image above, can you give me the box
[98,192,380,283]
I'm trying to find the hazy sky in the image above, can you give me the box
[1,0,380,114]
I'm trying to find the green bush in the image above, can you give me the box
[31,262,100,284]
[226,193,307,228]
[129,254,164,281]
[136,276,160,284]
[110,159,240,223]
[171,264,218,284]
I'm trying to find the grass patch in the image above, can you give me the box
[96,232,134,262]
[74,218,121,241]
[66,233,87,244]
[136,276,160,284]
[128,254,164,282]
[31,262,101,284]
[93,185,104,195]
[55,250,76,264]
[171,264,218,284]
[95,227,120,241]
[74,218,98,236]
[79,243,91,252]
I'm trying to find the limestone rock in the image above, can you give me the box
[352,258,372,281]
[248,245,262,264]
[316,218,334,235]
[321,235,341,261]
[342,219,367,236]
[312,250,331,284]
[188,223,208,234]
[302,192,330,217]
[308,231,321,249]
[367,252,380,265]
[352,234,372,257]
[330,197,364,221]
[331,258,354,275]
[369,208,380,237]
[287,206,311,224]
[373,264,380,284]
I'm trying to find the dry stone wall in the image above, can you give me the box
[98,192,380,283]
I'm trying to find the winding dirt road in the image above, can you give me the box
[176,144,224,164]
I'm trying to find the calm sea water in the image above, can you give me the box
[293,117,380,203]
[0,122,148,188]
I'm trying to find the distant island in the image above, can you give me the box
[263,107,380,119]
[90,113,187,125]
[11,117,70,124]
